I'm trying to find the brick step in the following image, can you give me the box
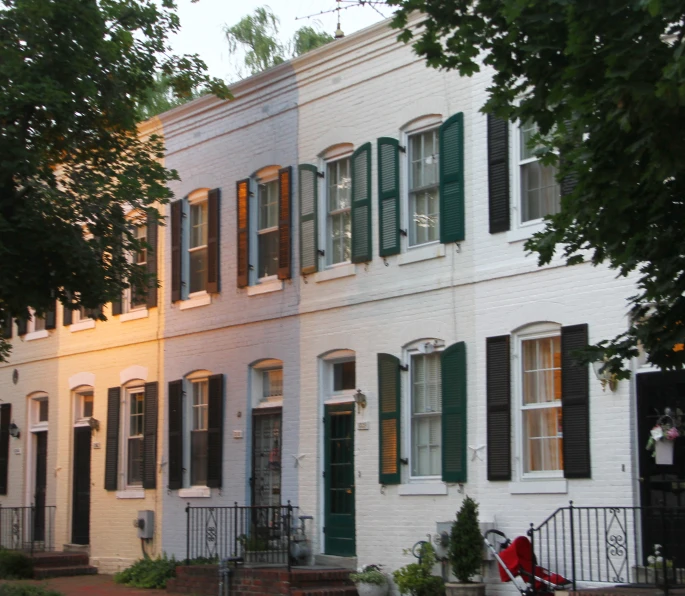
[31,553,90,568]
[291,587,358,596]
[290,569,353,587]
[33,565,98,579]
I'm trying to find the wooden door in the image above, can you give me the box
[71,427,91,545]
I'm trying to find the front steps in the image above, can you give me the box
[30,551,98,579]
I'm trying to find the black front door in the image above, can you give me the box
[251,408,282,508]
[34,432,47,542]
[637,370,685,568]
[71,426,91,545]
[324,403,355,557]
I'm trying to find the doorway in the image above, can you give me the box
[33,432,47,542]
[323,403,355,557]
[251,408,282,508]
[71,426,91,545]
[636,370,685,568]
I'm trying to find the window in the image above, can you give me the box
[257,180,279,279]
[333,361,355,392]
[326,158,351,265]
[520,334,563,474]
[189,200,208,294]
[75,390,94,421]
[38,399,49,423]
[410,352,442,477]
[126,389,144,486]
[408,128,439,246]
[190,379,208,486]
[518,121,560,223]
[262,369,283,399]
[30,395,49,430]
[127,223,147,311]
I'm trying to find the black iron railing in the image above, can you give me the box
[186,502,297,569]
[529,502,685,594]
[0,505,56,553]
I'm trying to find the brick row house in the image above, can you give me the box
[0,13,682,589]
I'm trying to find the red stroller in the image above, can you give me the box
[484,530,571,594]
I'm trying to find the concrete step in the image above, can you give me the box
[313,555,357,571]
[33,565,98,579]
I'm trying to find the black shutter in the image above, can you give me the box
[351,142,372,263]
[207,188,221,294]
[487,115,510,233]
[146,213,158,308]
[105,387,121,491]
[378,353,401,484]
[0,312,12,339]
[562,324,591,479]
[486,335,511,481]
[277,167,293,280]
[142,382,158,489]
[168,380,183,490]
[171,199,183,302]
[207,374,224,488]
[441,342,467,483]
[377,137,401,257]
[0,404,11,495]
[45,302,57,330]
[236,180,250,288]
[16,317,27,336]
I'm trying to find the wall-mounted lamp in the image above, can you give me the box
[8,422,20,439]
[592,360,618,392]
[355,389,367,414]
[88,417,100,432]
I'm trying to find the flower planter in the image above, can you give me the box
[655,440,674,465]
[445,582,486,596]
[355,583,389,596]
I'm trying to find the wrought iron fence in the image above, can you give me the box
[529,503,685,594]
[186,502,297,570]
[0,505,56,553]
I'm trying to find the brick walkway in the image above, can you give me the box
[1,575,164,595]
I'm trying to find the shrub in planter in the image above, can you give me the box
[446,496,485,596]
[0,550,34,579]
[114,553,177,589]
[350,564,389,596]
[393,542,445,596]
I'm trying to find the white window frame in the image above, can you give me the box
[30,394,49,432]
[318,147,353,270]
[73,388,95,425]
[24,308,48,341]
[183,372,210,489]
[184,189,209,299]
[514,324,564,480]
[249,167,280,286]
[121,384,145,490]
[251,359,284,409]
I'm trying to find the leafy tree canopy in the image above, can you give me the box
[225,6,334,78]
[0,0,230,360]
[388,0,685,377]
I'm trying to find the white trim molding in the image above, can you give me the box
[69,372,96,391]
[120,365,149,386]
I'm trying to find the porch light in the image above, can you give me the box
[355,389,367,413]
[592,359,618,392]
[8,422,20,439]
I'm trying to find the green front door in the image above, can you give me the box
[324,403,355,556]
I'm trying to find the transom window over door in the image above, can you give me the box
[409,129,439,246]
[327,158,351,265]
[411,352,442,477]
[262,369,283,399]
[128,389,144,486]
[189,201,208,293]
[258,180,279,278]
[519,121,560,223]
[191,379,209,486]
[521,335,563,474]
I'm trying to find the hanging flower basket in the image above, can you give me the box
[646,408,682,465]
[655,439,675,465]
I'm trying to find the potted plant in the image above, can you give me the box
[350,564,389,596]
[446,496,485,596]
[393,542,445,596]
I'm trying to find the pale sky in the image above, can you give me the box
[169,0,396,82]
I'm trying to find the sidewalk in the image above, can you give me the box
[2,575,163,596]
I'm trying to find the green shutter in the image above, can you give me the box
[378,353,401,484]
[377,137,400,257]
[351,142,372,263]
[299,164,319,275]
[441,341,467,483]
[439,112,465,244]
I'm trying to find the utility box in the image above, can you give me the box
[479,521,495,560]
[137,510,154,539]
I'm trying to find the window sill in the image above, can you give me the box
[179,293,211,310]
[120,309,149,322]
[508,479,568,495]
[398,243,445,266]
[25,330,49,341]
[70,319,95,333]
[255,398,283,409]
[179,487,211,498]
[398,483,448,496]
[116,489,145,499]
[506,221,546,244]
[314,263,356,283]
[247,279,283,296]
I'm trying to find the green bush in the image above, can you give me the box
[114,553,177,589]
[0,550,34,579]
[449,496,482,583]
[0,587,62,596]
[393,542,445,596]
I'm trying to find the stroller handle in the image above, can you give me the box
[484,529,508,540]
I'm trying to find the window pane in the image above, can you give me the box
[38,400,48,422]
[327,159,351,213]
[134,225,147,264]
[130,393,144,437]
[409,188,439,246]
[329,211,351,265]
[523,407,563,473]
[409,130,439,192]
[82,394,94,418]
[258,181,279,230]
[333,361,355,391]
[412,353,441,414]
[193,381,208,431]
[412,415,441,477]
[190,202,208,248]
[258,230,279,278]
[522,336,561,404]
[411,353,442,477]
[189,247,207,293]
[521,160,560,223]
[191,431,208,486]
[263,369,283,398]
[128,437,143,485]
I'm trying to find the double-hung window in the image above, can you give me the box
[189,201,208,294]
[191,379,209,487]
[257,180,279,279]
[127,389,144,486]
[326,158,352,265]
[518,121,560,224]
[408,128,440,246]
[410,352,442,477]
[520,334,563,475]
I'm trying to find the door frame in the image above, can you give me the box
[25,394,49,509]
[251,406,282,507]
